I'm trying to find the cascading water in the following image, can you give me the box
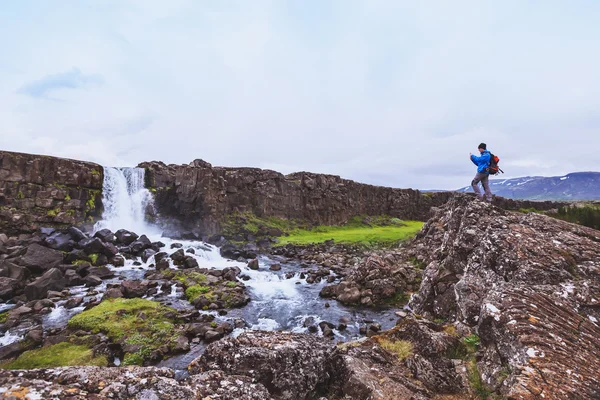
[94,167,155,234]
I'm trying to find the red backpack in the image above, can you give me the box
[487,154,503,175]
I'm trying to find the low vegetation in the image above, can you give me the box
[1,342,107,370]
[67,298,180,366]
[376,337,413,361]
[223,212,425,246]
[279,218,424,246]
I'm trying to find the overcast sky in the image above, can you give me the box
[1,1,599,190]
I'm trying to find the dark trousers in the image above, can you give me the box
[472,172,492,202]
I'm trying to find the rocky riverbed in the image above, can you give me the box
[1,189,600,399]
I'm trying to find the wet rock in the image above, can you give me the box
[248,259,259,270]
[170,249,185,264]
[269,263,281,271]
[65,296,84,309]
[141,248,156,263]
[170,242,183,249]
[84,274,102,287]
[121,280,148,298]
[156,258,170,271]
[182,256,199,269]
[115,229,139,245]
[24,267,67,300]
[94,228,115,243]
[110,255,125,267]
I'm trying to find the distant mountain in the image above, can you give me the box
[457,172,600,201]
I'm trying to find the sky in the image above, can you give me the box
[1,1,599,190]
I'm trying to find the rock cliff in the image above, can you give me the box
[0,151,103,234]
[408,194,600,398]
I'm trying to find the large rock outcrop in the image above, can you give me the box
[408,194,600,399]
[0,151,103,234]
[139,160,453,234]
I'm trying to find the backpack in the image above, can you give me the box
[486,154,503,175]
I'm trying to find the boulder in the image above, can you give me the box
[78,237,105,255]
[18,243,64,273]
[115,229,139,245]
[0,260,30,282]
[121,280,148,298]
[0,277,16,300]
[170,249,185,264]
[141,249,156,263]
[24,268,67,300]
[248,259,259,270]
[44,232,75,252]
[189,331,334,400]
[67,226,88,242]
[94,228,115,243]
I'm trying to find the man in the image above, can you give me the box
[470,143,493,202]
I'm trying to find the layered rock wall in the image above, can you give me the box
[0,151,103,234]
[140,160,454,234]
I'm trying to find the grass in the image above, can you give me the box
[67,298,179,366]
[222,212,301,237]
[1,342,107,370]
[278,220,424,246]
[377,337,413,360]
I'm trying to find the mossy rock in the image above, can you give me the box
[67,298,180,366]
[1,342,107,370]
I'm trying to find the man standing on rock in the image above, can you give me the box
[470,143,493,202]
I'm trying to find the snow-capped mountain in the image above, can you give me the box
[457,172,600,201]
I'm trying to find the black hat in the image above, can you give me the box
[478,143,487,150]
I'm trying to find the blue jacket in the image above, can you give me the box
[471,150,491,174]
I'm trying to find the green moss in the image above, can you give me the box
[210,321,218,328]
[1,342,107,370]
[185,285,211,301]
[89,253,99,265]
[91,169,101,176]
[64,194,71,201]
[173,271,207,285]
[67,298,179,365]
[46,208,59,217]
[225,281,237,288]
[65,209,75,217]
[16,191,24,199]
[0,311,8,323]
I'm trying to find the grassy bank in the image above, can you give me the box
[1,342,107,370]
[222,212,424,246]
[278,220,424,246]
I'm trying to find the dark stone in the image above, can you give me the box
[141,249,157,263]
[115,229,139,245]
[269,263,281,271]
[18,243,64,273]
[44,232,75,252]
[94,229,115,243]
[67,226,88,242]
[247,259,259,270]
[170,249,185,264]
[24,268,66,300]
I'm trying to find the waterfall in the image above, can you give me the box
[94,167,155,234]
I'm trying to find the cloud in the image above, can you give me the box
[17,68,104,99]
[1,1,599,190]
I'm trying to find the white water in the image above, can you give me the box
[94,167,155,234]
